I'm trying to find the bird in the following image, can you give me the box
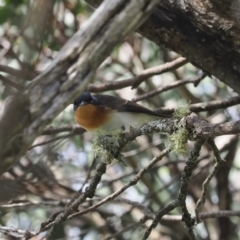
[73,91,168,134]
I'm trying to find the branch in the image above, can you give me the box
[177,138,205,240]
[41,125,85,135]
[188,96,240,113]
[87,57,187,92]
[84,114,240,166]
[186,113,240,138]
[29,133,75,149]
[0,226,36,239]
[0,74,24,90]
[156,95,240,114]
[142,199,179,240]
[0,64,37,80]
[133,72,206,102]
[131,57,188,89]
[35,113,240,153]
[0,0,159,176]
[195,139,225,222]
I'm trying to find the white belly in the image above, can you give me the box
[91,112,159,135]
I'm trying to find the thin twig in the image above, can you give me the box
[186,113,240,138]
[155,95,240,114]
[0,199,70,209]
[78,157,97,193]
[0,64,37,80]
[195,139,225,222]
[0,74,24,90]
[0,226,36,239]
[133,73,206,102]
[29,133,75,149]
[88,57,188,92]
[105,216,149,240]
[177,138,205,240]
[41,125,85,135]
[131,57,188,89]
[142,199,179,240]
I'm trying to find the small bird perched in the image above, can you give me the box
[73,92,168,134]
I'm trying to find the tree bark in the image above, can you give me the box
[87,0,240,94]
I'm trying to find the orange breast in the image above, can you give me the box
[74,104,112,131]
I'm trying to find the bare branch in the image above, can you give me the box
[178,138,205,240]
[133,72,206,102]
[189,96,240,113]
[0,74,24,90]
[88,57,188,92]
[195,139,225,222]
[186,113,240,138]
[131,57,188,89]
[41,125,85,135]
[0,64,37,80]
[142,199,179,240]
[155,95,240,115]
[198,210,240,219]
[29,133,74,149]
[0,226,36,239]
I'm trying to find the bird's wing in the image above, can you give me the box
[93,95,168,117]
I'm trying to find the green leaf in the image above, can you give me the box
[4,0,27,4]
[0,6,10,25]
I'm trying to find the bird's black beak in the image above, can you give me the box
[73,101,88,112]
[80,101,87,106]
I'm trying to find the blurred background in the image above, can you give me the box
[0,0,239,239]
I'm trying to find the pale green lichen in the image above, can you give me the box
[92,134,123,164]
[163,104,191,154]
[165,128,189,155]
[174,104,191,118]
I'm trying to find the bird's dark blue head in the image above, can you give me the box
[73,92,96,111]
